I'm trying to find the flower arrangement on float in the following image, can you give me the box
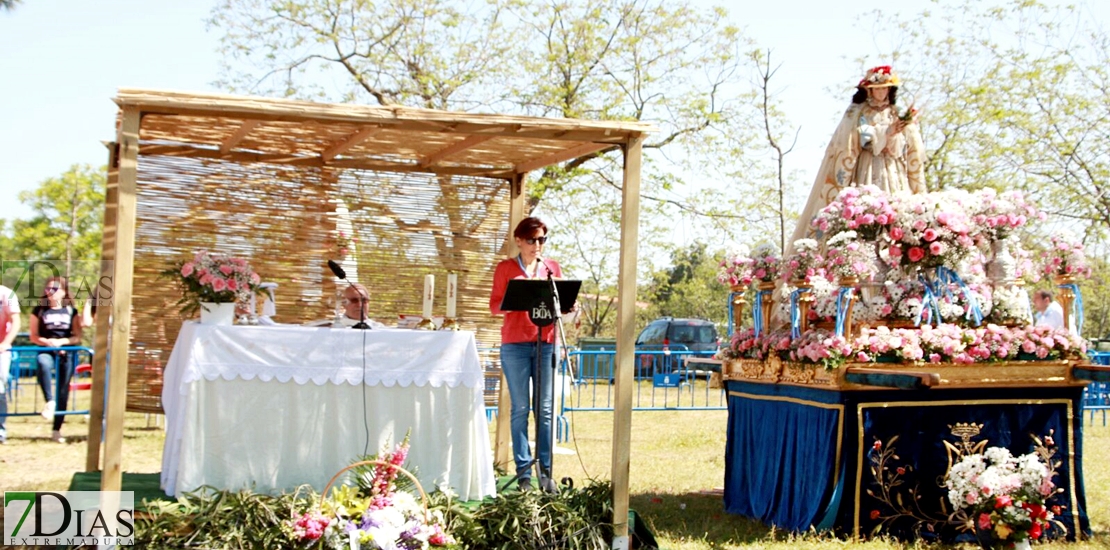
[972,188,1043,241]
[781,239,824,283]
[812,184,896,240]
[945,446,1059,549]
[717,245,753,288]
[885,191,981,270]
[286,437,456,550]
[1041,234,1091,279]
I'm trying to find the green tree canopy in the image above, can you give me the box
[8,164,106,273]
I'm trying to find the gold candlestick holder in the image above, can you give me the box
[440,317,460,331]
[415,317,437,330]
[729,285,747,332]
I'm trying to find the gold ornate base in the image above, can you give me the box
[724,358,1083,389]
[440,317,460,331]
[415,317,437,330]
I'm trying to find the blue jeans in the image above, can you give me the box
[37,351,72,431]
[500,341,554,479]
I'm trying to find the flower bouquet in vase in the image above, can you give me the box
[164,250,261,324]
[945,446,1061,549]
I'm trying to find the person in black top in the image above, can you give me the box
[30,276,83,443]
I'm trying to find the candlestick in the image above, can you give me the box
[446,273,457,318]
[422,274,434,319]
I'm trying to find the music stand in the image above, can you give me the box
[499,278,581,491]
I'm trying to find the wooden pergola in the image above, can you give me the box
[88,88,654,545]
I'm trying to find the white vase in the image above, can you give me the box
[1014,538,1031,550]
[987,236,1018,282]
[199,302,235,325]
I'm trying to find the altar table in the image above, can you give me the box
[161,323,496,501]
[724,378,1091,541]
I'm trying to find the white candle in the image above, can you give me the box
[446,273,457,318]
[423,274,434,318]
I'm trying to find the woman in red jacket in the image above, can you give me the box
[488,217,563,492]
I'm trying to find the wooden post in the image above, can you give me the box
[85,142,119,472]
[611,136,643,549]
[101,107,140,492]
[494,172,527,470]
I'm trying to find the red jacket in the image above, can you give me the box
[489,256,563,344]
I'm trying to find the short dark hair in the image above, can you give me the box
[852,86,898,105]
[1035,289,1054,301]
[514,217,548,239]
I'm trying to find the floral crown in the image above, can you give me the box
[858,65,901,88]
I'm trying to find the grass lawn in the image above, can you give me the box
[1,378,1107,548]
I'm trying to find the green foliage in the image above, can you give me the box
[4,164,105,271]
[869,0,1110,242]
[134,486,311,548]
[441,479,614,550]
[209,0,784,293]
[641,242,728,329]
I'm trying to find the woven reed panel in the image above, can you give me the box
[125,154,511,413]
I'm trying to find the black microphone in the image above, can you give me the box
[328,259,369,329]
[327,259,346,280]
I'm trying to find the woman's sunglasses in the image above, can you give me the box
[524,236,548,245]
[45,285,62,293]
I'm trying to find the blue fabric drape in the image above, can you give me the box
[724,382,1090,542]
[724,381,842,530]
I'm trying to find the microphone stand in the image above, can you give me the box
[541,264,564,493]
[328,259,370,330]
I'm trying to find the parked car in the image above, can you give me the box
[634,318,719,377]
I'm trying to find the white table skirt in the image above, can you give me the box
[160,323,495,500]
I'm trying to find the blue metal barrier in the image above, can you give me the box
[4,345,95,420]
[1083,351,1110,426]
[562,347,724,416]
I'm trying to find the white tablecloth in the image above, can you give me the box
[160,323,495,500]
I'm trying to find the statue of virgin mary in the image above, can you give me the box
[790,65,925,246]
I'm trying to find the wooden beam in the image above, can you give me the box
[419,134,496,168]
[611,136,643,548]
[218,120,261,154]
[513,141,614,174]
[86,142,119,472]
[320,126,382,161]
[114,88,657,142]
[102,107,140,493]
[139,143,516,179]
[494,172,527,471]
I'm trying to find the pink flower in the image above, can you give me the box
[889,227,904,240]
[913,220,927,232]
[219,265,234,276]
[908,247,926,262]
[212,278,227,292]
[994,495,1012,509]
[978,512,992,530]
[929,241,945,256]
[922,228,938,242]
[181,262,195,278]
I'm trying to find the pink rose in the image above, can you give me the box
[212,278,227,292]
[219,265,234,276]
[929,241,945,256]
[889,227,904,240]
[913,220,927,232]
[922,228,938,242]
[908,247,926,262]
[181,262,195,278]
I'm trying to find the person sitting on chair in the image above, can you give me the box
[30,276,83,443]
[333,283,385,329]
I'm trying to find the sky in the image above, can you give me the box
[1,0,1106,225]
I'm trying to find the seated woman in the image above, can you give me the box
[30,276,83,443]
[791,65,925,246]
